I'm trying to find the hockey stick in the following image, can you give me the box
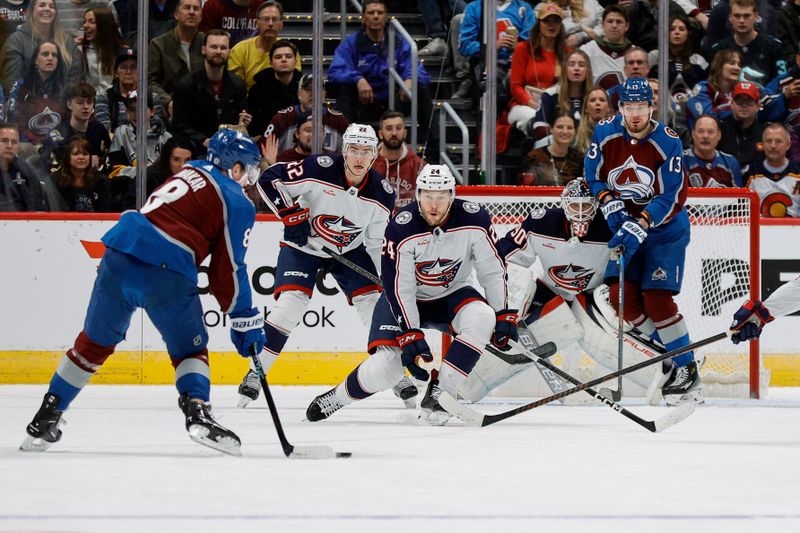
[251,347,351,459]
[438,331,727,427]
[263,179,383,286]
[486,341,694,433]
[602,252,624,401]
[514,324,578,403]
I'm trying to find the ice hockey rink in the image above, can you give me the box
[1,384,799,533]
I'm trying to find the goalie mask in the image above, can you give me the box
[342,123,378,177]
[561,177,597,238]
[416,164,456,226]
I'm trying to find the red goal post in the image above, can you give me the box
[456,185,764,399]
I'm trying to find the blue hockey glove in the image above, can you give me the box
[279,204,311,246]
[396,329,434,381]
[730,300,774,344]
[230,309,266,357]
[600,198,630,233]
[492,309,519,349]
[608,220,647,263]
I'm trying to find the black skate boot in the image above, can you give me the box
[179,393,241,455]
[20,393,65,452]
[237,369,261,408]
[662,361,704,406]
[306,386,346,422]
[392,376,418,408]
[419,379,450,426]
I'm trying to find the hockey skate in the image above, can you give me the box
[419,379,450,426]
[662,361,704,406]
[179,393,241,455]
[237,369,261,408]
[306,386,346,422]
[392,376,418,408]
[20,392,65,452]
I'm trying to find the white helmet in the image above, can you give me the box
[342,123,378,156]
[415,164,456,201]
[560,178,598,238]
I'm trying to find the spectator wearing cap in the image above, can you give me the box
[148,0,205,105]
[228,1,301,88]
[719,81,765,175]
[260,73,349,153]
[327,0,434,149]
[246,39,302,137]
[261,114,319,166]
[95,49,139,134]
[171,29,249,151]
[745,122,800,217]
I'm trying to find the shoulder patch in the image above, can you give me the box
[664,127,679,139]
[529,207,546,219]
[395,211,412,225]
[382,179,394,195]
[316,155,333,167]
[463,201,480,214]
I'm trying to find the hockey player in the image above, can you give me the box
[304,164,517,425]
[585,77,701,406]
[729,276,800,343]
[20,129,266,455]
[235,123,403,406]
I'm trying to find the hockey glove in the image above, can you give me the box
[600,198,630,233]
[608,220,647,264]
[396,329,434,381]
[279,204,311,246]
[492,309,519,349]
[230,309,266,357]
[730,300,774,344]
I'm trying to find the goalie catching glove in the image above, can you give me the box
[608,220,647,263]
[230,309,266,357]
[730,300,774,344]
[396,329,434,381]
[492,309,519,349]
[279,204,311,246]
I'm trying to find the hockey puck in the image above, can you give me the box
[336,452,352,458]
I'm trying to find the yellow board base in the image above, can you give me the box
[2,351,799,386]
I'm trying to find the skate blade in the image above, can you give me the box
[19,434,56,452]
[665,388,705,407]
[237,395,254,409]
[188,425,242,456]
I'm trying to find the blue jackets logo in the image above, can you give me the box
[312,214,361,250]
[547,264,595,292]
[415,258,462,287]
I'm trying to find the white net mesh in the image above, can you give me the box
[459,186,764,399]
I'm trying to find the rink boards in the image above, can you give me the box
[0,215,797,385]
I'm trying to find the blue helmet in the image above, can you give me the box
[207,128,261,184]
[619,77,653,105]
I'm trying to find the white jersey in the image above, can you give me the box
[747,173,800,218]
[382,199,507,329]
[764,275,800,318]
[579,39,626,91]
[256,154,395,269]
[497,208,613,301]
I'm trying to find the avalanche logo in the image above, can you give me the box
[608,156,655,204]
[415,258,462,287]
[548,264,594,292]
[312,214,361,250]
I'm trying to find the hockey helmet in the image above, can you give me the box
[560,177,597,238]
[207,128,261,185]
[619,77,653,105]
[415,164,456,200]
[342,123,378,156]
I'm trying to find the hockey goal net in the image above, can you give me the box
[457,186,765,399]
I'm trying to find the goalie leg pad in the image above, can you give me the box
[457,346,533,402]
[345,346,405,399]
[506,263,537,316]
[524,295,584,347]
[352,290,381,329]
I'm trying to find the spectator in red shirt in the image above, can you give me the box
[371,110,426,212]
[199,0,259,46]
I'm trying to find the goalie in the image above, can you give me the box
[458,178,660,402]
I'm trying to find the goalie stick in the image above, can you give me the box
[438,331,728,427]
[251,347,351,459]
[485,340,694,432]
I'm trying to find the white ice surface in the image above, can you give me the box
[1,384,799,533]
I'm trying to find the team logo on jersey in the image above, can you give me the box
[395,211,412,224]
[312,214,361,250]
[316,155,334,168]
[651,267,667,281]
[547,264,595,293]
[608,156,656,204]
[530,207,546,219]
[463,201,480,214]
[415,258,462,288]
[688,172,704,187]
[382,179,394,195]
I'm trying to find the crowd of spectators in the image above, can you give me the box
[0,0,798,217]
